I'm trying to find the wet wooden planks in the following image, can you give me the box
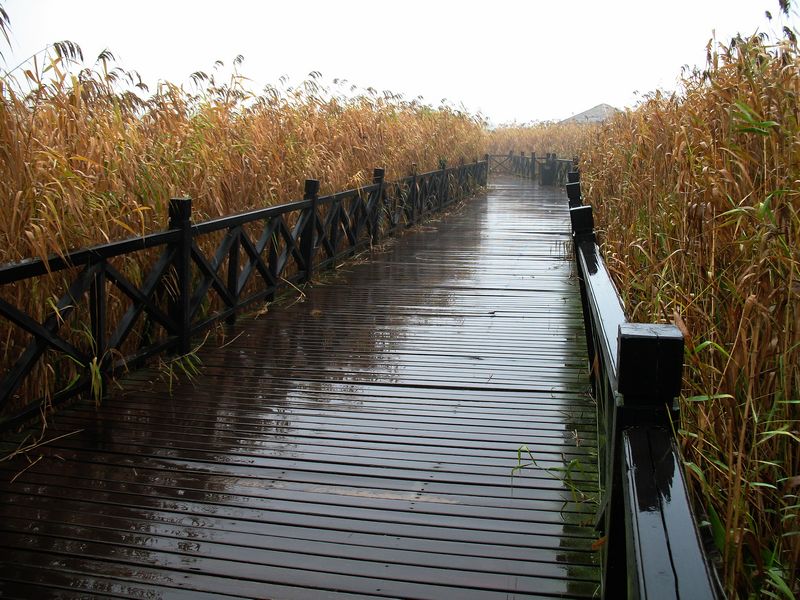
[0,175,600,599]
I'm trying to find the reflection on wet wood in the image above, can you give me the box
[0,175,600,599]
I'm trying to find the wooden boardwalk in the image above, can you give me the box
[0,175,600,599]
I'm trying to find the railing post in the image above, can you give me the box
[266,223,279,303]
[168,197,193,355]
[89,262,107,401]
[483,153,489,185]
[226,227,240,325]
[371,168,385,245]
[531,151,536,179]
[540,153,550,185]
[438,159,447,209]
[300,179,320,283]
[458,157,465,199]
[570,205,595,246]
[566,180,582,208]
[617,324,684,424]
[89,263,106,361]
[409,163,418,225]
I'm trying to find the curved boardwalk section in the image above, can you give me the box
[0,175,600,599]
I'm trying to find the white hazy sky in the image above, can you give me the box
[2,0,798,123]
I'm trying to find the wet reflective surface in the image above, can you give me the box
[623,427,717,600]
[0,176,600,599]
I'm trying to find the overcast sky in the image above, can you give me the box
[2,0,798,123]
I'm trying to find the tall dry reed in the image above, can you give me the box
[486,121,593,158]
[581,31,799,599]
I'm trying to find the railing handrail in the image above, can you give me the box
[0,159,488,430]
[567,172,720,600]
[0,179,428,282]
[0,231,180,283]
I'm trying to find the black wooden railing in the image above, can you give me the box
[0,159,487,430]
[487,151,573,185]
[566,173,720,599]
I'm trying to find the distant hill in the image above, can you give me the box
[560,103,620,124]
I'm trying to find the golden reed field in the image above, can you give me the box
[486,121,591,159]
[0,54,485,266]
[0,5,797,597]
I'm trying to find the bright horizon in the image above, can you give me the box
[2,0,799,124]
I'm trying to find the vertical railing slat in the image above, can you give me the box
[168,197,193,355]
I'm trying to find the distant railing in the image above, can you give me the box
[487,151,573,185]
[0,159,488,430]
[566,173,720,599]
